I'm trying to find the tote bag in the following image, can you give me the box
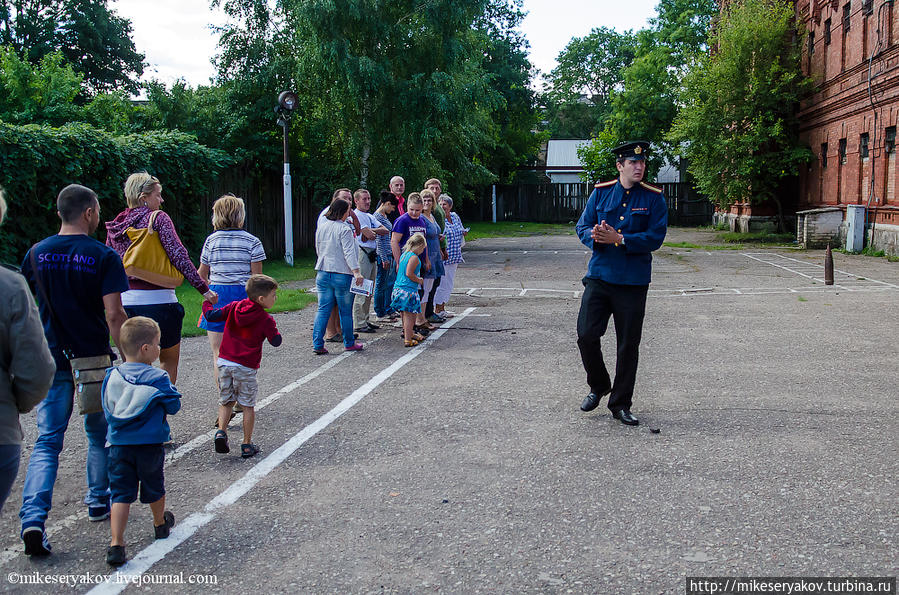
[122,210,184,288]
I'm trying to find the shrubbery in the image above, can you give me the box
[0,122,232,265]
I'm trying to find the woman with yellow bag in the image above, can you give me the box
[106,172,218,384]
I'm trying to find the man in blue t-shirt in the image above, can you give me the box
[18,184,129,557]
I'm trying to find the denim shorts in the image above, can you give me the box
[125,302,185,349]
[108,444,166,504]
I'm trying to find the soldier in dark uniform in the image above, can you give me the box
[575,141,668,425]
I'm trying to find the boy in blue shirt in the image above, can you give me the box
[101,316,181,566]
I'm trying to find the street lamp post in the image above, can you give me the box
[275,91,298,266]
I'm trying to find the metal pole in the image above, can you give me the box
[491,184,497,223]
[282,121,294,266]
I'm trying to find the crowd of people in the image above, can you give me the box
[311,177,467,353]
[0,172,466,567]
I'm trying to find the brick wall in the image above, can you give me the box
[797,0,899,227]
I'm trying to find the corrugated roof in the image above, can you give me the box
[546,139,589,169]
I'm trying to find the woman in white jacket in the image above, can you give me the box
[312,198,364,354]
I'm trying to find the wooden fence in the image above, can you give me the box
[202,163,321,258]
[458,182,713,226]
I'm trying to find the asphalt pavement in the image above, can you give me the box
[1,228,896,594]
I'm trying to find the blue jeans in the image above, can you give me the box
[0,444,21,515]
[19,370,110,531]
[374,256,397,318]
[312,271,356,349]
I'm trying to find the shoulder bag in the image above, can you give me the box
[122,210,184,288]
[29,249,112,415]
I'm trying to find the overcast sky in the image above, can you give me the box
[113,0,659,89]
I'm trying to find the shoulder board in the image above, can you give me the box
[594,180,617,188]
[639,181,663,194]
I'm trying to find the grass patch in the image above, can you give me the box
[179,252,318,338]
[663,241,745,250]
[836,247,899,261]
[696,222,730,232]
[465,221,574,240]
[717,231,795,245]
[798,296,808,302]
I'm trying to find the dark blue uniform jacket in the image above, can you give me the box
[575,180,668,285]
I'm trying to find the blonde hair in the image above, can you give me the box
[119,316,161,358]
[403,232,426,253]
[406,192,423,206]
[420,189,435,202]
[424,178,442,190]
[246,274,278,301]
[0,186,6,225]
[124,172,161,208]
[212,194,246,230]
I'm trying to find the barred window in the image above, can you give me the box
[821,143,828,168]
[886,127,896,154]
[809,31,815,55]
[863,0,873,16]
[839,138,848,164]
[860,133,869,158]
[825,19,832,44]
[843,3,851,33]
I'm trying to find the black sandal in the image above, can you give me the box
[214,430,229,453]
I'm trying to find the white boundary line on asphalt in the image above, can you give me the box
[742,252,899,289]
[0,335,386,567]
[86,307,476,595]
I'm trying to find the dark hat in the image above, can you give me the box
[612,141,650,161]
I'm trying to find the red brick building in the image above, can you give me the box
[796,0,899,253]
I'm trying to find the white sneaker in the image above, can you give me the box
[441,310,455,318]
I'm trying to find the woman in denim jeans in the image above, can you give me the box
[372,191,398,319]
[312,198,365,354]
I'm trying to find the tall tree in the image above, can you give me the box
[650,0,718,67]
[0,0,144,94]
[473,0,543,183]
[0,46,83,124]
[668,0,812,227]
[281,0,501,192]
[543,27,636,137]
[609,0,716,159]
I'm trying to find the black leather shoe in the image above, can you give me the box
[580,389,610,412]
[612,409,639,426]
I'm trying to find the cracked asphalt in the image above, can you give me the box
[1,228,896,593]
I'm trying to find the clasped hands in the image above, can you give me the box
[592,220,624,245]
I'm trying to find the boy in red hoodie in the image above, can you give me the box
[202,274,282,458]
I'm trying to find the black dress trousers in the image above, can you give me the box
[576,278,648,411]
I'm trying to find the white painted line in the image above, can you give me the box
[518,289,527,296]
[86,308,477,595]
[743,252,899,289]
[0,335,386,568]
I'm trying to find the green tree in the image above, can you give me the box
[0,0,144,94]
[283,0,502,193]
[543,27,637,137]
[609,0,716,161]
[472,0,543,184]
[0,46,83,124]
[650,0,718,67]
[576,127,619,184]
[608,31,679,166]
[668,0,813,228]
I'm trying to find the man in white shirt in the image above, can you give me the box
[352,189,388,332]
